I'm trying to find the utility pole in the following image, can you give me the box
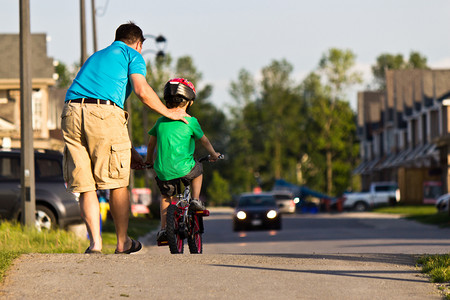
[91,0,97,52]
[19,0,36,227]
[80,0,88,65]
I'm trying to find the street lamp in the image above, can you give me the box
[139,34,168,146]
[142,34,167,59]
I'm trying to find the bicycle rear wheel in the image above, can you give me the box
[187,214,203,254]
[166,204,184,254]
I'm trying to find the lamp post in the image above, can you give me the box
[80,0,88,65]
[142,34,167,60]
[127,34,167,191]
[139,34,167,146]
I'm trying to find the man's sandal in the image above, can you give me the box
[84,247,102,254]
[114,239,142,254]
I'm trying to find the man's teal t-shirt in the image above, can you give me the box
[149,116,204,181]
[65,41,146,109]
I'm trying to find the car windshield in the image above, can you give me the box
[273,194,292,200]
[238,195,276,207]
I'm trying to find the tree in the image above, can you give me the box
[54,62,75,88]
[372,51,428,90]
[206,170,231,206]
[317,48,362,195]
[299,71,359,196]
[227,55,360,197]
[228,60,306,192]
[407,51,428,69]
[228,69,258,192]
[258,59,304,182]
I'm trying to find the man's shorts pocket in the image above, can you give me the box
[109,141,131,179]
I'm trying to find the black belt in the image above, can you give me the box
[68,98,117,106]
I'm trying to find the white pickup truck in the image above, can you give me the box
[342,182,401,212]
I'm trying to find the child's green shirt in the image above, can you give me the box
[149,116,204,181]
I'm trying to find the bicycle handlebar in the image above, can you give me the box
[142,154,224,169]
[198,154,225,163]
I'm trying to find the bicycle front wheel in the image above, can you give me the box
[187,214,203,254]
[166,204,184,254]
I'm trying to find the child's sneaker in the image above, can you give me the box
[189,199,205,211]
[156,229,167,242]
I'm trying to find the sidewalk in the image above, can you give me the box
[0,208,445,299]
[0,251,442,299]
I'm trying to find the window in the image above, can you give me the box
[36,158,62,181]
[0,157,20,180]
[239,196,276,207]
[374,185,397,192]
[32,90,43,130]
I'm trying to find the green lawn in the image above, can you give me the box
[373,205,450,227]
[0,216,158,283]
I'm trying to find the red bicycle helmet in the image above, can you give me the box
[163,78,196,102]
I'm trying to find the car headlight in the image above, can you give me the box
[236,211,247,220]
[267,210,277,219]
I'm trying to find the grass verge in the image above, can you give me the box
[417,254,450,299]
[373,205,450,298]
[373,205,450,227]
[0,216,158,284]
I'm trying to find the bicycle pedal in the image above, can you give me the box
[157,240,169,246]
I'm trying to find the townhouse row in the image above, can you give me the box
[355,69,450,204]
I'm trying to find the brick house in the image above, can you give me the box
[355,69,450,204]
[0,33,66,151]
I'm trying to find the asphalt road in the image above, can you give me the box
[1,208,449,299]
[200,209,450,255]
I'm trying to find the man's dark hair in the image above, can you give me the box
[115,22,145,45]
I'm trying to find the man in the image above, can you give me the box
[62,22,188,254]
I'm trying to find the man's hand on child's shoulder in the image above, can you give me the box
[168,108,190,124]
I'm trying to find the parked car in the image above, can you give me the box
[233,193,281,231]
[0,148,82,230]
[270,190,296,214]
[342,182,400,212]
[435,193,450,213]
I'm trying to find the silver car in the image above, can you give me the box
[270,191,296,214]
[436,193,450,213]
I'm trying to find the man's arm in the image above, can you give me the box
[130,73,189,123]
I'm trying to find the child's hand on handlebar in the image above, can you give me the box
[209,152,222,162]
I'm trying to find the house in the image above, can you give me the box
[355,69,450,204]
[0,33,66,151]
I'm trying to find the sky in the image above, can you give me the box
[1,0,450,111]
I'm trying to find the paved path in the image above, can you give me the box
[0,210,446,299]
[0,252,442,299]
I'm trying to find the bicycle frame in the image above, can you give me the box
[157,154,222,253]
[158,183,209,250]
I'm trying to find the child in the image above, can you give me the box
[145,78,221,242]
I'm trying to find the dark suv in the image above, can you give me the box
[0,148,82,230]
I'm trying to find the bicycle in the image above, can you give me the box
[155,154,224,254]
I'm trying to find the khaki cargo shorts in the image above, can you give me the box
[61,102,131,193]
